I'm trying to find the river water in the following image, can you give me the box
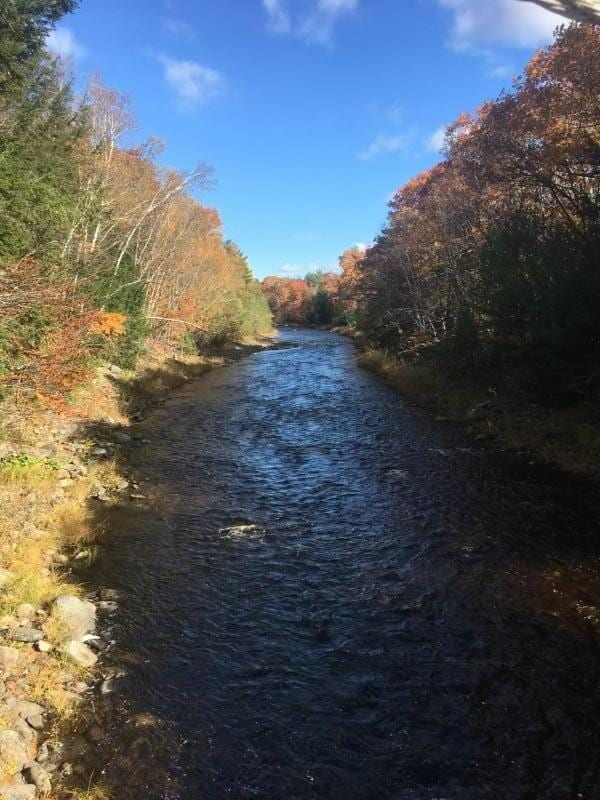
[91,329,600,799]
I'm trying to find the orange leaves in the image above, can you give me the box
[90,311,127,337]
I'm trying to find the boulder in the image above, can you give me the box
[62,640,98,669]
[51,595,95,641]
[0,730,29,774]
[0,782,36,800]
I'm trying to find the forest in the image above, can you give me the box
[337,24,600,405]
[0,0,272,402]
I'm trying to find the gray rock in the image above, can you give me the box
[11,719,36,748]
[24,763,51,795]
[5,699,44,721]
[0,782,36,800]
[0,646,20,673]
[108,363,123,376]
[97,601,118,613]
[112,431,132,445]
[52,595,96,641]
[10,628,43,644]
[0,730,29,774]
[62,640,98,669]
[25,715,44,732]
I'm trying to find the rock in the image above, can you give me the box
[14,605,35,624]
[87,725,104,743]
[467,400,503,420]
[0,647,21,673]
[58,478,73,488]
[11,719,36,748]
[108,364,123,376]
[0,782,36,800]
[90,447,108,458]
[99,677,119,695]
[24,763,51,795]
[112,431,132,445]
[56,468,71,480]
[10,628,43,644]
[25,715,44,732]
[62,640,98,669]
[73,550,91,562]
[51,595,96,640]
[51,554,68,566]
[97,601,118,613]
[99,588,120,602]
[35,740,63,768]
[35,642,52,654]
[6,699,44,721]
[0,730,29,774]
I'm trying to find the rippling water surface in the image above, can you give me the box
[93,329,600,799]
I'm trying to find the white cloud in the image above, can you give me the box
[353,242,368,251]
[263,0,358,45]
[438,0,563,50]
[46,28,86,60]
[359,132,414,161]
[427,125,446,153]
[263,0,291,33]
[279,260,337,277]
[158,55,225,109]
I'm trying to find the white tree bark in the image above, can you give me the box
[518,0,600,24]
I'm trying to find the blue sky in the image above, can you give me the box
[47,0,566,279]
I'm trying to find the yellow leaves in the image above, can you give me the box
[90,312,127,337]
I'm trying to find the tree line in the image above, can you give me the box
[0,1,272,399]
[337,23,600,403]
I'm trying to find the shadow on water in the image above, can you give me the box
[74,329,600,800]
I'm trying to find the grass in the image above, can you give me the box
[0,454,60,484]
[357,345,600,477]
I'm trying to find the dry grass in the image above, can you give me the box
[357,349,444,401]
[357,346,600,477]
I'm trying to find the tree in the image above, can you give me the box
[0,0,77,92]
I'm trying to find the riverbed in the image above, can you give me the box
[90,328,600,799]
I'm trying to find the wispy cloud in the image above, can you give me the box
[438,0,562,50]
[427,125,446,154]
[163,17,195,40]
[359,131,415,161]
[279,260,338,277]
[158,55,226,109]
[46,27,87,60]
[263,0,291,33]
[263,0,358,45]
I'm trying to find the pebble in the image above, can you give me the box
[35,641,52,653]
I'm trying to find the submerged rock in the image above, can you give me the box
[52,595,96,641]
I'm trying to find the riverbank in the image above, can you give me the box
[356,346,600,480]
[0,336,277,800]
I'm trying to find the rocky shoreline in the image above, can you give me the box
[0,337,279,800]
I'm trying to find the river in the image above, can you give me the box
[89,328,600,800]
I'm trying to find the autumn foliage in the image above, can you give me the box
[351,24,600,400]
